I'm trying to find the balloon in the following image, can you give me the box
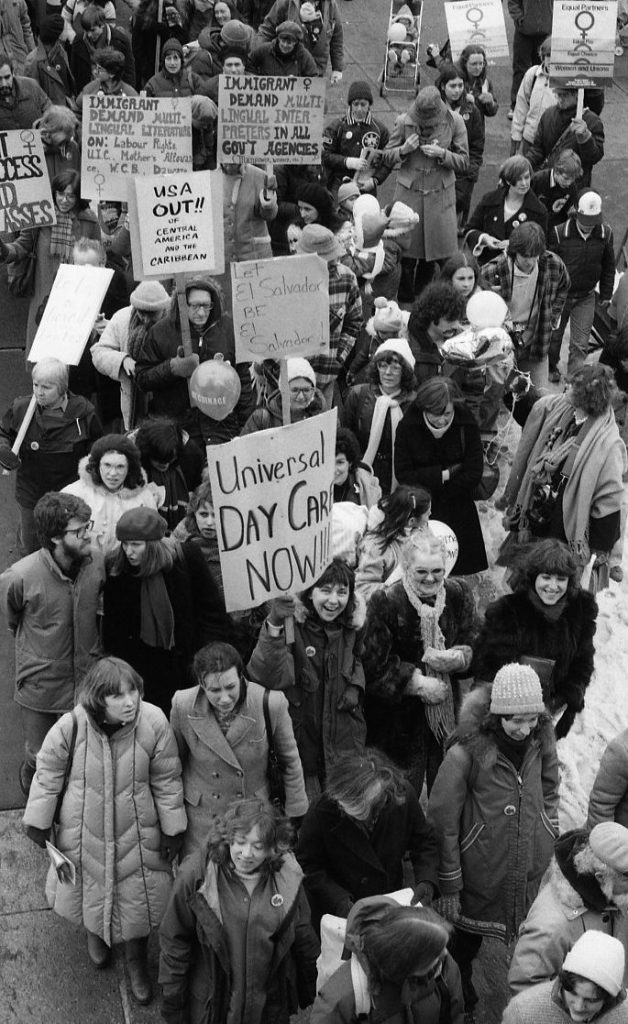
[189,354,241,421]
[429,519,459,577]
[466,291,508,329]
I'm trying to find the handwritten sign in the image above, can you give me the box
[231,254,330,362]
[28,264,114,365]
[217,74,325,164]
[445,0,509,62]
[550,0,617,88]
[128,170,224,278]
[0,129,55,233]
[206,409,337,612]
[81,95,193,202]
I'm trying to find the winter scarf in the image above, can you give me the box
[526,588,569,623]
[401,579,455,740]
[362,392,403,490]
[140,572,175,650]
[49,211,76,260]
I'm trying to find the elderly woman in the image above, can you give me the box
[241,357,326,433]
[62,434,158,555]
[383,85,469,299]
[498,363,626,571]
[474,540,597,738]
[464,155,548,264]
[0,358,102,554]
[362,529,477,795]
[342,337,417,495]
[170,641,307,855]
[159,798,319,1024]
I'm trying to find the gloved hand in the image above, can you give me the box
[423,647,469,674]
[412,881,436,905]
[434,893,461,921]
[330,70,342,86]
[406,670,449,704]
[170,348,199,379]
[345,156,367,172]
[337,684,361,712]
[554,706,577,740]
[0,448,21,472]
[25,824,51,849]
[160,831,185,863]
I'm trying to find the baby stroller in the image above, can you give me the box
[381,0,422,97]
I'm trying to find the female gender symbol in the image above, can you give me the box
[466,8,486,39]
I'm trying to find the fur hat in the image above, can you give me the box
[589,822,628,873]
[295,224,343,262]
[116,507,167,542]
[286,356,316,385]
[489,664,545,715]
[347,80,373,105]
[413,86,446,125]
[372,296,405,335]
[384,201,420,237]
[373,336,416,370]
[337,180,361,205]
[562,931,625,997]
[130,281,170,312]
[220,19,250,46]
[299,1,319,21]
[277,19,303,39]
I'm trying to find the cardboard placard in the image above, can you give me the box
[445,0,509,62]
[217,73,325,164]
[28,264,114,365]
[81,95,193,202]
[128,170,224,278]
[0,129,55,233]
[231,254,330,362]
[550,0,618,87]
[206,409,337,612]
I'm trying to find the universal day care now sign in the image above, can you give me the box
[206,409,337,612]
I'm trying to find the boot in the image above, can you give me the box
[125,937,152,1005]
[86,930,110,969]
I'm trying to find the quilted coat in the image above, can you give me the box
[588,728,628,830]
[22,701,186,946]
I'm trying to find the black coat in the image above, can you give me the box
[464,185,549,262]
[472,588,597,736]
[394,404,487,574]
[297,787,439,929]
[102,544,231,712]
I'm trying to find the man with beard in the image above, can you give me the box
[406,281,466,386]
[509,824,628,992]
[322,81,391,198]
[0,492,104,796]
[0,52,50,131]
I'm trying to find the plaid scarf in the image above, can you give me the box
[49,211,76,260]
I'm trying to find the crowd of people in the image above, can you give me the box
[1,0,628,1020]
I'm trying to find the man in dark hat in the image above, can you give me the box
[323,80,390,197]
[23,14,75,103]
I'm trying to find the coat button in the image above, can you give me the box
[602,914,610,923]
[212,772,220,778]
[360,877,368,886]
[237,770,243,777]
[504,805,516,815]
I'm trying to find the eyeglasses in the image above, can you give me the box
[64,520,93,538]
[411,568,445,579]
[290,386,314,397]
[377,356,402,368]
[188,302,211,311]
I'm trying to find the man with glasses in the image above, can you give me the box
[0,492,105,796]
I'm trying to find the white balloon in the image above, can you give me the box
[429,519,459,576]
[466,291,508,329]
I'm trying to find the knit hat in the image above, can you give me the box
[413,85,445,126]
[337,180,360,206]
[286,356,316,385]
[562,932,625,997]
[489,664,545,715]
[191,94,218,126]
[295,224,343,262]
[576,190,603,226]
[162,37,183,57]
[296,182,334,216]
[116,507,167,542]
[220,45,246,62]
[384,201,420,236]
[130,280,171,312]
[39,13,64,42]
[372,296,405,335]
[277,19,303,39]
[373,336,416,370]
[299,1,319,21]
[589,822,628,872]
[220,19,250,46]
[347,80,373,105]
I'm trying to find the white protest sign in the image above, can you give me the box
[550,0,617,87]
[81,95,193,201]
[445,0,509,62]
[231,254,330,362]
[128,170,224,278]
[217,74,325,164]
[0,130,56,233]
[28,264,114,365]
[206,409,337,612]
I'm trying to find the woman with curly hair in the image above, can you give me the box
[355,484,431,602]
[457,44,499,127]
[159,797,319,1024]
[464,155,548,264]
[62,433,158,554]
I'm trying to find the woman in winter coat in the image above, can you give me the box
[62,433,159,556]
[355,484,431,603]
[343,337,417,495]
[170,641,308,855]
[134,417,204,531]
[145,36,207,95]
[297,749,439,929]
[436,63,485,226]
[464,155,548,265]
[247,558,367,799]
[474,539,597,739]
[427,664,559,1013]
[311,898,464,1024]
[103,507,231,713]
[457,44,499,127]
[503,931,628,1024]
[257,0,343,77]
[159,798,320,1024]
[248,19,318,76]
[22,656,186,1005]
[361,529,477,796]
[395,377,488,576]
[241,357,326,434]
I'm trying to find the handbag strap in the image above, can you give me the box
[262,689,276,757]
[53,710,78,825]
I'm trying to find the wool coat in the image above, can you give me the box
[342,382,416,495]
[394,403,487,574]
[0,0,35,71]
[23,40,76,104]
[257,0,343,73]
[0,74,50,131]
[527,106,604,187]
[427,687,560,943]
[503,980,628,1024]
[170,681,308,855]
[22,702,186,945]
[91,306,143,429]
[464,186,549,260]
[159,850,319,1024]
[588,728,628,830]
[62,457,159,556]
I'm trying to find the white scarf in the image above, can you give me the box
[363,392,403,489]
[402,577,455,741]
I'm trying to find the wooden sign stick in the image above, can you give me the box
[279,358,296,645]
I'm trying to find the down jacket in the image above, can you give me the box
[22,702,186,946]
[588,729,628,829]
[427,686,560,943]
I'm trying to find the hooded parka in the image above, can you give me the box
[62,456,159,555]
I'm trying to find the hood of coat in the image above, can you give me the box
[166,277,226,332]
[553,829,609,913]
[293,591,367,631]
[449,684,553,766]
[76,455,150,499]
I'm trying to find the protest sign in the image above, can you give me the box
[231,254,330,362]
[217,74,326,164]
[0,129,55,233]
[445,0,509,62]
[29,264,113,365]
[128,170,224,278]
[550,0,617,88]
[206,409,337,612]
[81,95,193,202]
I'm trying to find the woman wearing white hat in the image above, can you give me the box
[241,357,326,433]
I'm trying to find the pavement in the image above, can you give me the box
[1,0,628,1018]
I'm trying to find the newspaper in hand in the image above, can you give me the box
[45,841,76,885]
